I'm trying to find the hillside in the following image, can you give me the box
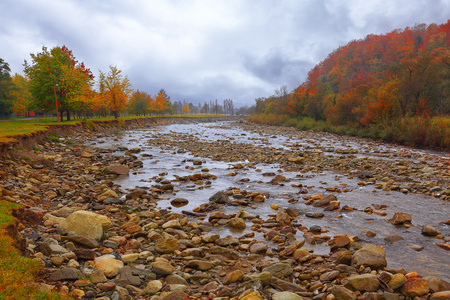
[251,21,450,148]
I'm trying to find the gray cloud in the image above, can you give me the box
[1,0,448,107]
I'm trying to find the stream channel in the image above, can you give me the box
[87,120,450,281]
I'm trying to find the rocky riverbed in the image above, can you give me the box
[0,118,449,300]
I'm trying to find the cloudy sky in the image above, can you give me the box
[1,0,449,107]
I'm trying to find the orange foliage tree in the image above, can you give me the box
[98,66,132,119]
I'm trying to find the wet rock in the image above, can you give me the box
[244,271,272,286]
[161,291,189,300]
[388,273,407,290]
[209,191,229,204]
[430,291,450,300]
[407,243,424,251]
[352,244,387,269]
[63,235,98,248]
[400,276,429,297]
[151,260,175,275]
[155,237,180,254]
[329,235,351,250]
[145,280,162,294]
[249,242,268,254]
[224,269,244,284]
[216,235,239,246]
[423,276,450,292]
[313,194,337,207]
[389,213,412,225]
[166,274,188,285]
[421,224,440,236]
[125,189,146,199]
[279,240,305,256]
[343,274,380,292]
[106,164,129,175]
[228,217,246,230]
[170,198,189,207]
[331,285,357,300]
[48,268,79,281]
[185,259,213,270]
[275,211,291,226]
[119,266,141,286]
[320,270,340,282]
[64,210,113,241]
[262,262,293,277]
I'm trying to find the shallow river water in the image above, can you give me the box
[87,121,450,281]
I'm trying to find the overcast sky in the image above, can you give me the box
[1,0,449,107]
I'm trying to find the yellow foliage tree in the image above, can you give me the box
[181,102,190,114]
[9,74,32,116]
[98,66,132,118]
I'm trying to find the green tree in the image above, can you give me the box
[0,58,13,116]
[23,46,93,121]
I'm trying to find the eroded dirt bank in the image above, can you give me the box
[0,118,449,300]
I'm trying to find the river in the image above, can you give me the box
[86,120,450,281]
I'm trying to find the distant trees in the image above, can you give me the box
[250,21,450,148]
[254,21,450,124]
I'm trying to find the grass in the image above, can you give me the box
[249,114,450,150]
[0,114,235,143]
[0,201,69,299]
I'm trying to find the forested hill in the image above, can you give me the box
[251,21,450,148]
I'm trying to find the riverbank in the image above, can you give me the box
[0,117,449,299]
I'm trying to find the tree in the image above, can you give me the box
[24,46,94,121]
[223,98,234,115]
[98,66,132,119]
[10,74,32,116]
[181,102,190,114]
[0,58,13,116]
[128,90,151,116]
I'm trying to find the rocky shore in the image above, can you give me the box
[0,118,449,300]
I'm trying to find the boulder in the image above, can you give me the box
[228,218,246,230]
[351,244,387,269]
[151,261,175,275]
[389,213,412,225]
[343,274,380,292]
[155,237,180,254]
[262,262,293,277]
[63,210,112,241]
[400,276,429,297]
[209,191,229,204]
[94,256,124,277]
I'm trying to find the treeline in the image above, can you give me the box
[250,21,450,148]
[0,46,237,120]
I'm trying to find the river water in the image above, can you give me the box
[87,120,450,281]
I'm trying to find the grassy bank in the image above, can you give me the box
[0,201,68,299]
[248,114,450,150]
[0,114,232,144]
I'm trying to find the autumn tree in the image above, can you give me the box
[181,102,190,114]
[10,74,32,116]
[98,66,132,119]
[128,90,151,116]
[24,46,94,121]
[0,58,13,116]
